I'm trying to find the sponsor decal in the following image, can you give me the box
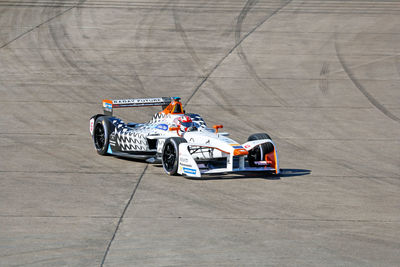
[232,145,244,149]
[155,124,168,131]
[244,144,251,149]
[113,98,164,104]
[103,102,113,112]
[89,118,94,135]
[183,167,196,175]
[255,161,270,166]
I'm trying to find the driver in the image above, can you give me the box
[174,115,196,134]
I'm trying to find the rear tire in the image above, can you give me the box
[247,133,274,167]
[93,116,111,155]
[162,137,187,175]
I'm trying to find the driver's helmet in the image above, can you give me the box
[175,115,196,133]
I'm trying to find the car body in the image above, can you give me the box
[90,97,279,177]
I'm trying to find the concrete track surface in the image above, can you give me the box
[0,0,399,266]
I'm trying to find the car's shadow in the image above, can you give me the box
[114,157,311,180]
[150,165,311,180]
[187,169,311,181]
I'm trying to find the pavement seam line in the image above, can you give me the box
[100,164,148,267]
[184,0,292,107]
[0,0,85,50]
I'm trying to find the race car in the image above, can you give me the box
[89,97,279,177]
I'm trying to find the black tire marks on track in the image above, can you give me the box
[0,1,87,126]
[184,0,292,107]
[47,8,143,101]
[173,5,239,115]
[235,0,288,106]
[335,40,400,123]
[319,62,330,94]
[172,8,203,72]
[100,164,148,267]
[0,0,86,50]
[130,0,178,98]
[83,6,147,95]
[395,55,400,78]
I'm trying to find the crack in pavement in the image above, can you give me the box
[184,0,293,107]
[100,164,148,267]
[0,0,86,50]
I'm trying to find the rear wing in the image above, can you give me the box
[102,97,171,115]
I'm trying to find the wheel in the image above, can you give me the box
[247,133,274,167]
[93,116,110,155]
[162,137,187,175]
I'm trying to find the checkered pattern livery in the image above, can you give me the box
[116,131,147,151]
[149,113,169,123]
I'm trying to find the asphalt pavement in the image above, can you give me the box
[0,0,399,266]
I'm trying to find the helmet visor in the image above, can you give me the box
[181,122,193,127]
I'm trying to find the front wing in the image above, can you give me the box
[177,140,279,178]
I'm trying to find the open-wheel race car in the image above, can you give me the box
[89,97,279,177]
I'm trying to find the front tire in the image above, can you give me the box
[93,116,111,155]
[162,137,187,175]
[247,133,274,167]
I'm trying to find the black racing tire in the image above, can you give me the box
[93,116,111,155]
[247,133,274,167]
[162,137,187,175]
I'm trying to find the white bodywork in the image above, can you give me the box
[92,97,280,178]
[146,113,279,177]
[176,131,279,177]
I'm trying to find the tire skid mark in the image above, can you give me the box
[235,0,288,106]
[172,7,203,72]
[0,5,26,90]
[173,5,239,115]
[131,0,175,97]
[395,55,400,78]
[100,164,148,267]
[184,0,293,107]
[335,40,400,123]
[4,4,42,75]
[47,4,133,101]
[5,4,76,115]
[141,0,176,58]
[133,8,153,74]
[319,61,330,94]
[0,5,14,47]
[84,7,146,95]
[0,0,85,50]
[1,1,87,107]
[2,1,400,15]
[48,22,91,102]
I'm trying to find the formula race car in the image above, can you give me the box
[89,97,279,177]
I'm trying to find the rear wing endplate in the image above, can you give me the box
[103,97,171,115]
